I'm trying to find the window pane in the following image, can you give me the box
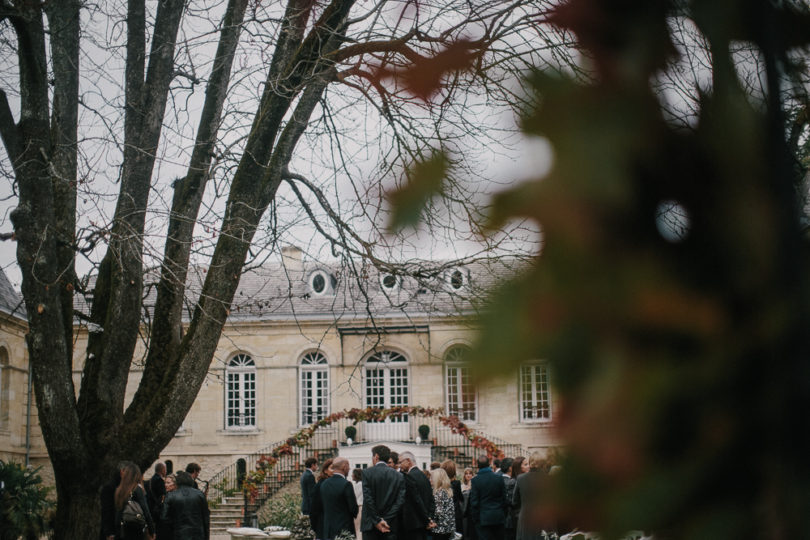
[226,355,257,429]
[301,364,329,425]
[245,372,256,426]
[459,365,476,421]
[445,346,476,422]
[520,364,551,421]
[389,368,409,422]
[365,368,385,415]
[447,366,459,415]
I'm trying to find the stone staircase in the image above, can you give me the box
[204,414,530,528]
[210,494,246,533]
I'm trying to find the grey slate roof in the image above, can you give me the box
[0,267,25,320]
[77,254,520,324]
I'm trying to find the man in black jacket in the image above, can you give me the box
[161,470,210,540]
[362,445,406,540]
[470,455,507,540]
[146,462,167,519]
[311,457,358,540]
[398,451,435,540]
[301,456,318,516]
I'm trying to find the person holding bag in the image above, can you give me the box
[100,461,155,540]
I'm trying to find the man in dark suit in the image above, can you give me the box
[362,444,406,540]
[146,461,167,519]
[398,451,435,540]
[470,455,507,540]
[310,457,358,540]
[301,456,319,516]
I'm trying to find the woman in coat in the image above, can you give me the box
[512,454,546,540]
[99,461,156,540]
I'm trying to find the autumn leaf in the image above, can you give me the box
[372,39,483,101]
[387,150,448,231]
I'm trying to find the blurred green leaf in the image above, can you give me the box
[387,150,448,231]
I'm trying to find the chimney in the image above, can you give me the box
[281,245,303,270]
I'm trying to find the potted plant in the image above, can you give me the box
[417,424,430,442]
[344,425,357,444]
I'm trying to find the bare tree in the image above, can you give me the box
[0,0,567,536]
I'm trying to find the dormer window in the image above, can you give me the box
[380,273,400,291]
[309,270,336,296]
[445,268,468,291]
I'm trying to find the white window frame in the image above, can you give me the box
[364,351,409,422]
[300,351,330,426]
[225,353,257,431]
[308,270,336,296]
[444,268,469,292]
[379,273,401,291]
[444,346,477,422]
[519,362,552,423]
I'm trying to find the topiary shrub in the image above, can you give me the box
[344,425,357,440]
[0,460,53,540]
[417,424,430,440]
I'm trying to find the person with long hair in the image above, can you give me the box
[429,468,456,540]
[461,467,474,493]
[509,458,526,480]
[100,461,155,540]
[513,453,546,540]
[440,460,464,537]
[311,458,335,539]
[461,467,476,540]
[317,458,334,483]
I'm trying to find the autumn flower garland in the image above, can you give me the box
[242,406,504,499]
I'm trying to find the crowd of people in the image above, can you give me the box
[98,445,548,540]
[99,460,210,540]
[302,445,552,540]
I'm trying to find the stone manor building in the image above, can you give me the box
[0,247,557,488]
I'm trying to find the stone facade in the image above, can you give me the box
[0,269,51,483]
[0,252,558,485]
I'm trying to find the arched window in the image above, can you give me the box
[520,362,552,422]
[225,353,256,430]
[444,345,477,422]
[300,351,329,426]
[0,348,9,430]
[365,351,408,415]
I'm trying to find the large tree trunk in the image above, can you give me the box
[52,481,104,540]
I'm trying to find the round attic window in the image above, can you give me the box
[309,270,334,296]
[445,268,467,291]
[450,270,464,290]
[312,273,326,294]
[381,273,399,290]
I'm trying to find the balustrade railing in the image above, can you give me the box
[204,414,530,527]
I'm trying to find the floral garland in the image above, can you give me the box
[242,406,504,499]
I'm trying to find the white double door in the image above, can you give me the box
[364,359,409,441]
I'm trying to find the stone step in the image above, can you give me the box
[211,512,245,532]
[210,495,245,532]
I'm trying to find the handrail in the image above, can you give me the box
[206,415,530,526]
